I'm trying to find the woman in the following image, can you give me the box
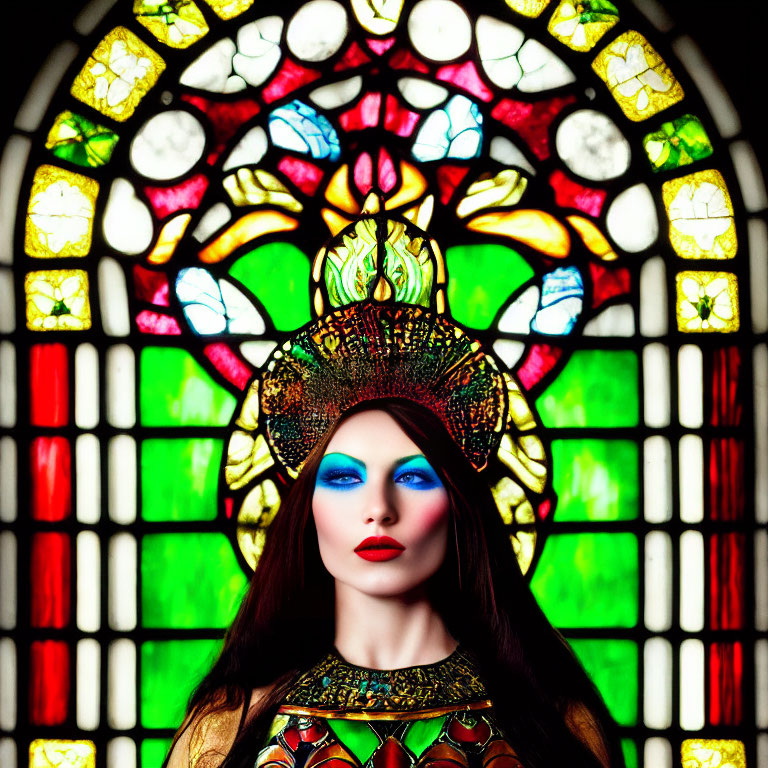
[164,396,624,768]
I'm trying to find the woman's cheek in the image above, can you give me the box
[407,494,450,543]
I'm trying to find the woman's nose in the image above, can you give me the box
[364,479,397,524]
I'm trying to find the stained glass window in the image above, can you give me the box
[1,2,766,768]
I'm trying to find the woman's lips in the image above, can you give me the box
[355,536,405,561]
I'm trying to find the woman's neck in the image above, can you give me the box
[333,580,458,670]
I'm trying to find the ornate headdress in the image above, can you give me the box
[225,195,551,574]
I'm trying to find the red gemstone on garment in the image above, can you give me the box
[447,715,491,745]
[133,265,170,306]
[30,436,71,521]
[278,157,324,196]
[549,170,606,218]
[372,737,411,768]
[262,60,322,104]
[31,532,70,627]
[436,165,470,204]
[588,262,630,308]
[145,173,209,218]
[283,726,302,751]
[334,41,372,71]
[492,96,576,160]
[30,344,68,427]
[436,62,493,102]
[204,343,253,391]
[299,719,327,743]
[29,640,69,725]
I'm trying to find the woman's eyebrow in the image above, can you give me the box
[393,454,429,469]
[320,452,367,470]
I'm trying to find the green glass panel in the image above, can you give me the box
[228,242,311,331]
[142,532,247,628]
[328,719,380,763]
[403,715,446,757]
[621,739,637,768]
[140,347,237,427]
[141,639,221,728]
[530,532,638,628]
[445,244,534,330]
[569,639,638,726]
[536,350,638,428]
[141,438,223,521]
[551,439,638,521]
[142,739,173,768]
[642,114,713,173]
[47,111,120,167]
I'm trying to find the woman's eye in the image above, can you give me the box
[394,469,442,489]
[318,470,362,487]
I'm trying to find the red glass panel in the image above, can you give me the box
[277,157,323,196]
[133,265,170,306]
[339,93,381,132]
[31,532,70,628]
[436,61,493,102]
[516,344,563,391]
[709,438,745,521]
[181,95,261,162]
[549,170,607,217]
[710,533,745,630]
[710,347,742,427]
[383,95,419,137]
[377,148,396,193]
[203,343,252,391]
[389,49,430,73]
[491,96,576,160]
[436,165,470,204]
[261,60,321,104]
[136,310,182,335]
[30,640,69,725]
[710,642,743,725]
[144,173,209,218]
[366,37,395,55]
[589,262,630,308]
[30,436,71,521]
[354,152,373,194]
[29,344,68,427]
[334,41,372,71]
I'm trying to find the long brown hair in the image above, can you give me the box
[167,398,625,768]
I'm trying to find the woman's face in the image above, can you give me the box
[312,409,450,598]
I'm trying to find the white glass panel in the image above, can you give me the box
[644,532,672,631]
[555,110,630,181]
[108,435,136,524]
[639,256,667,337]
[408,0,471,62]
[679,435,704,523]
[0,533,15,630]
[108,639,136,728]
[74,0,119,34]
[77,532,101,632]
[756,344,768,524]
[606,184,658,253]
[0,341,15,428]
[0,639,15,730]
[644,436,672,523]
[730,140,768,212]
[287,1,348,61]
[643,638,672,728]
[0,136,31,264]
[758,733,768,768]
[75,343,99,428]
[757,639,768,728]
[488,136,536,175]
[106,344,135,428]
[76,638,100,730]
[678,345,703,428]
[107,738,137,768]
[679,638,705,729]
[193,202,232,242]
[756,530,768,632]
[131,111,206,181]
[643,738,672,768]
[643,344,670,427]
[750,219,768,333]
[76,434,101,524]
[0,739,16,768]
[582,304,635,336]
[0,269,14,331]
[310,76,363,109]
[108,534,137,631]
[680,530,704,632]
[0,437,17,522]
[98,257,130,336]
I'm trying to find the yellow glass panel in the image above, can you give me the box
[237,479,281,570]
[592,31,684,121]
[223,169,303,212]
[681,739,746,768]
[497,433,547,493]
[566,215,617,260]
[456,170,528,219]
[71,27,165,122]
[402,194,434,231]
[225,431,275,490]
[504,0,551,17]
[147,213,191,264]
[235,379,259,431]
[547,1,619,52]
[386,162,428,210]
[676,271,739,333]
[134,0,209,48]
[199,211,298,263]
[25,165,98,258]
[30,739,96,768]
[467,210,570,257]
[504,372,536,431]
[200,0,254,19]
[25,270,92,331]
[351,0,404,34]
[321,207,354,236]
[491,475,536,574]
[662,169,736,259]
[325,165,359,214]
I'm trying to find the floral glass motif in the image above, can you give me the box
[201,0,254,19]
[45,111,120,168]
[642,114,713,172]
[505,0,552,17]
[663,169,736,259]
[25,166,99,258]
[134,0,210,48]
[25,270,92,331]
[547,0,619,52]
[29,739,96,768]
[681,739,746,768]
[591,30,684,121]
[676,271,739,333]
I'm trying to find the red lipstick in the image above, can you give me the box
[354,536,405,562]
